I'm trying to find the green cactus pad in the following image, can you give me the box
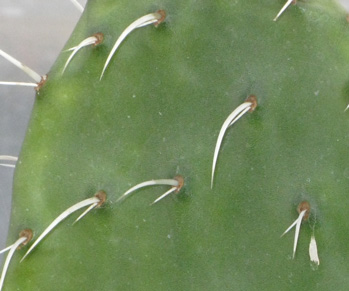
[5,0,349,290]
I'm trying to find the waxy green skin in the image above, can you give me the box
[6,0,349,290]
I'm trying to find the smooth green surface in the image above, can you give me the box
[6,0,349,290]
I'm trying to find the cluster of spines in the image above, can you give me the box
[0,172,185,289]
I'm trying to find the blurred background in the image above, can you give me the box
[0,0,348,253]
[0,0,86,252]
